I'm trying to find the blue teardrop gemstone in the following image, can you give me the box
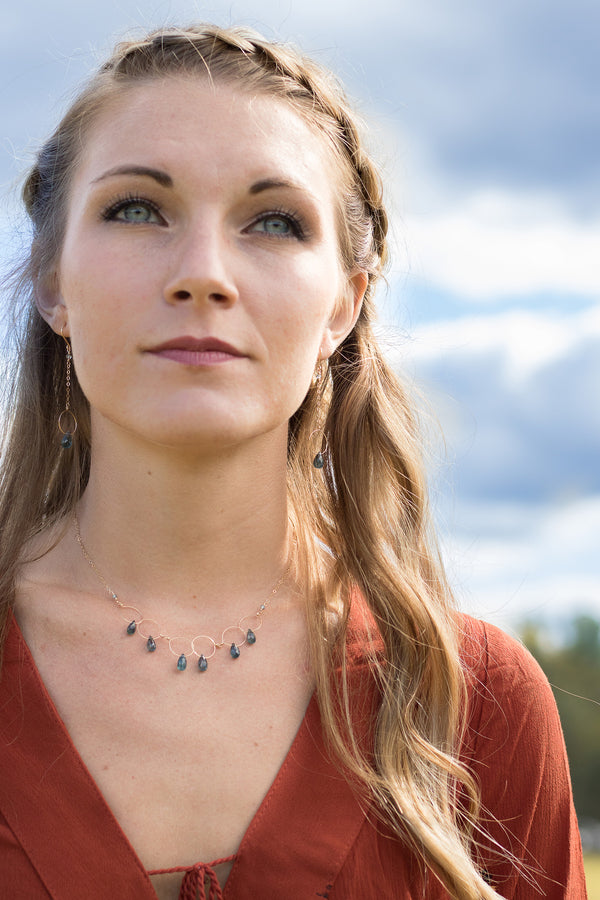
[230,643,241,659]
[313,451,324,469]
[198,655,208,672]
[61,433,73,450]
[247,629,256,644]
[126,620,137,635]
[177,654,187,671]
[147,636,156,652]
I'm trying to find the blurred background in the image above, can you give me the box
[1,0,599,871]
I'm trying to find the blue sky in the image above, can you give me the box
[1,0,599,635]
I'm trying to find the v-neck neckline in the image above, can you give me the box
[0,612,368,899]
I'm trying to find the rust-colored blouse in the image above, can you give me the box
[0,611,587,899]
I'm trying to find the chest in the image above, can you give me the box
[0,612,416,900]
[87,678,312,869]
[15,608,313,898]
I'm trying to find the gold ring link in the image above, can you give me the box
[58,410,78,435]
[221,624,247,648]
[190,635,217,660]
[136,618,163,641]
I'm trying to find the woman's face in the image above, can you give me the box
[45,78,365,455]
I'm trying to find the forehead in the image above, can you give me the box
[71,77,342,206]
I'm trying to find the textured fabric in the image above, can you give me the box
[327,615,588,899]
[148,859,236,900]
[0,610,587,899]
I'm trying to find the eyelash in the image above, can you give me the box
[249,208,307,240]
[100,195,308,239]
[100,193,163,222]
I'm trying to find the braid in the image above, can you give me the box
[99,25,388,296]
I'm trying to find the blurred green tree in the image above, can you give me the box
[521,614,600,822]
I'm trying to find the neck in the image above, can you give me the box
[74,423,292,624]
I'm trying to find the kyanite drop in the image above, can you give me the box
[61,433,73,450]
[126,620,137,635]
[198,655,208,672]
[177,654,187,671]
[246,628,256,644]
[313,451,324,469]
[147,636,156,652]
[230,643,241,659]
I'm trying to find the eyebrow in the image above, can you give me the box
[92,165,173,188]
[249,178,305,195]
[92,169,312,199]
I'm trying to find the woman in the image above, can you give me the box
[0,25,586,900]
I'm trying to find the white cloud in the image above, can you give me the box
[384,305,600,384]
[379,311,600,629]
[440,495,600,632]
[401,190,600,301]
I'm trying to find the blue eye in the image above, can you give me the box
[248,212,304,239]
[103,197,163,224]
[256,215,292,235]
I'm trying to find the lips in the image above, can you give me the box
[146,336,245,366]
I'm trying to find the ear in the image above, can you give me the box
[34,270,69,335]
[319,269,368,360]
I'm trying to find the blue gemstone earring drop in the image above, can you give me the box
[310,424,328,471]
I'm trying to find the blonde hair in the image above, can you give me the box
[1,25,503,899]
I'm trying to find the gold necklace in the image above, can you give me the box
[74,514,290,673]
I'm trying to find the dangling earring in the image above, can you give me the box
[312,359,324,387]
[311,430,328,469]
[58,328,77,450]
[311,354,329,468]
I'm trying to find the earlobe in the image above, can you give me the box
[34,272,69,335]
[320,269,368,360]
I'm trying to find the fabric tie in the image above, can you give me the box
[148,854,235,900]
[179,862,222,900]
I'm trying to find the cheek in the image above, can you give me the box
[259,253,342,343]
[59,267,135,399]
[60,239,141,337]
[265,295,329,367]
[263,306,329,412]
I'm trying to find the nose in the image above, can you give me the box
[163,227,239,308]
